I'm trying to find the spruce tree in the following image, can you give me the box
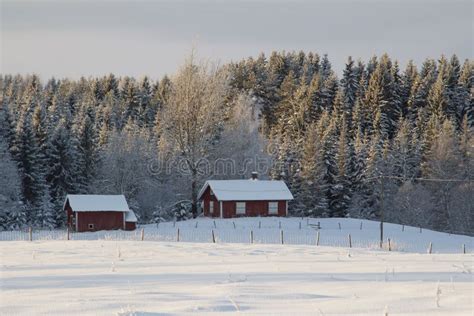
[0,136,24,230]
[103,73,119,97]
[444,55,462,122]
[390,118,418,181]
[138,76,156,127]
[319,73,338,111]
[74,104,99,192]
[11,112,45,223]
[320,116,338,217]
[35,187,56,229]
[360,132,383,218]
[427,73,449,120]
[341,56,359,121]
[458,114,473,179]
[401,60,418,119]
[320,54,333,81]
[307,74,323,121]
[408,59,437,115]
[0,101,16,149]
[457,59,473,126]
[121,77,140,123]
[300,122,328,216]
[46,118,80,226]
[348,127,368,218]
[331,115,351,217]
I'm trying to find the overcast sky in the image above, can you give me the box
[1,0,472,80]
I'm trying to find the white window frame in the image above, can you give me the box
[209,202,214,214]
[236,202,246,215]
[268,202,278,215]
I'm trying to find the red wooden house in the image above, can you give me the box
[64,194,137,232]
[198,174,293,218]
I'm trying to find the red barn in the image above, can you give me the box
[64,194,137,232]
[198,174,293,218]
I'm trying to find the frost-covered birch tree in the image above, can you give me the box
[158,54,229,216]
[213,93,268,178]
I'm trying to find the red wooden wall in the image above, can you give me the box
[201,186,288,218]
[202,187,220,218]
[65,201,74,228]
[76,211,124,232]
[125,222,136,231]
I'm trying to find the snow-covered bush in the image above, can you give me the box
[153,200,193,222]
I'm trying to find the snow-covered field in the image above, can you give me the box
[1,217,472,254]
[1,239,473,315]
[1,218,473,315]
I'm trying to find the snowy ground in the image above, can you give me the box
[1,217,472,254]
[1,240,473,315]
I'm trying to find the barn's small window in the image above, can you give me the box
[88,224,94,230]
[209,202,214,214]
[269,202,278,215]
[236,202,246,215]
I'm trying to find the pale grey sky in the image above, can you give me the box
[1,0,472,79]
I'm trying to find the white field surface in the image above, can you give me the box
[0,218,473,315]
[1,241,473,315]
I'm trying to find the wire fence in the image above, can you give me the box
[0,219,471,254]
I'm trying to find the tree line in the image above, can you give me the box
[0,52,472,234]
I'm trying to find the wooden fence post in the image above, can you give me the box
[259,221,261,229]
[316,231,320,246]
[348,234,352,248]
[195,222,198,228]
[213,220,217,228]
[233,222,236,229]
[462,244,466,254]
[360,222,363,230]
[67,227,70,241]
[250,230,253,244]
[388,238,391,251]
[141,228,144,241]
[211,229,216,243]
[29,227,32,242]
[338,223,341,230]
[402,225,404,232]
[280,229,284,245]
[428,242,432,254]
[299,222,302,230]
[177,228,180,242]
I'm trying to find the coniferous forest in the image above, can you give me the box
[0,52,473,234]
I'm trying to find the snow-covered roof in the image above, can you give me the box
[198,180,294,201]
[64,194,130,212]
[125,210,137,222]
